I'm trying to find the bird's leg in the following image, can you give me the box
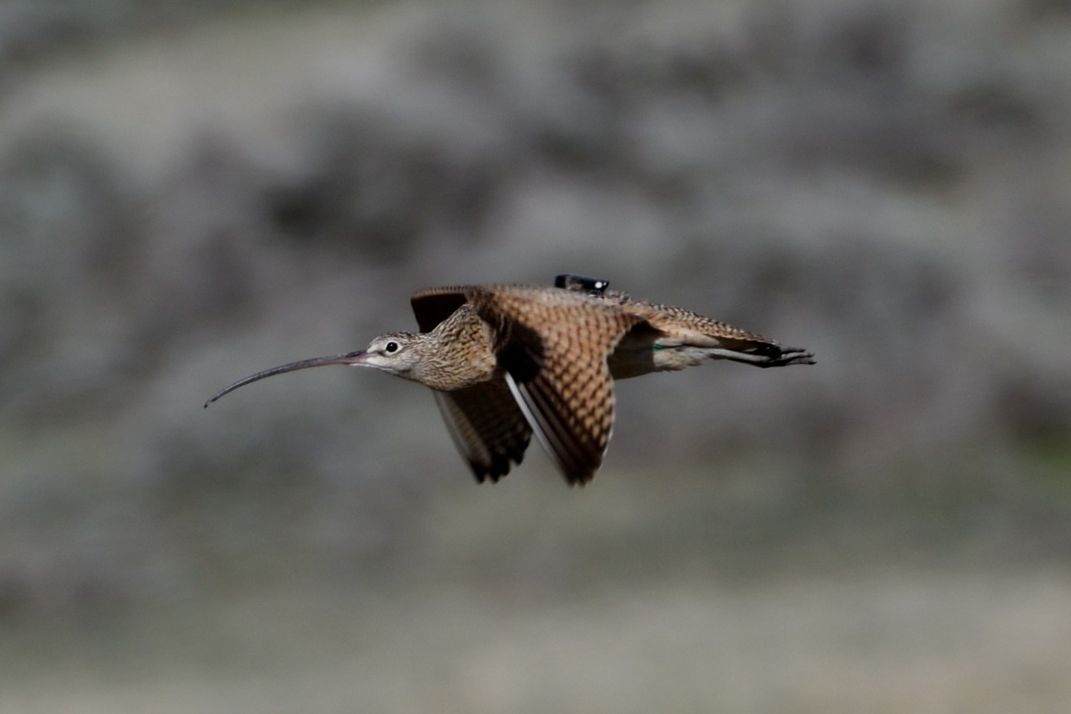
[705,346,816,368]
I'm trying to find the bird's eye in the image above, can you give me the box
[384,341,399,353]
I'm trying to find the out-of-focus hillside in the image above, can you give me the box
[1,1,1070,711]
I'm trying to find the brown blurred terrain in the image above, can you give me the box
[1,1,1070,711]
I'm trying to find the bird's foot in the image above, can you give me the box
[758,347,816,368]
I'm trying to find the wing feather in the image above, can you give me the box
[433,381,531,483]
[412,283,642,484]
[410,287,470,333]
[466,285,643,484]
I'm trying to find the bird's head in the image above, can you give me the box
[357,332,421,375]
[203,331,423,408]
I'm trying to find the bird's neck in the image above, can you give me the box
[407,308,499,391]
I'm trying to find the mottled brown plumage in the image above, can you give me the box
[206,275,815,485]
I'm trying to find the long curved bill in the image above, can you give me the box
[203,351,367,408]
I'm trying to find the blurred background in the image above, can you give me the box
[2,0,1070,711]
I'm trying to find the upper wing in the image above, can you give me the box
[433,380,532,483]
[625,302,815,367]
[465,285,644,484]
[622,302,769,344]
[411,288,470,333]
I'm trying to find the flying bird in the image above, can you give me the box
[205,275,815,484]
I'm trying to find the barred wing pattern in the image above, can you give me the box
[433,382,531,483]
[466,286,644,484]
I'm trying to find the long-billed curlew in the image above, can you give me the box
[205,275,815,484]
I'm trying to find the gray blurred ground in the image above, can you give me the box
[1,0,1070,711]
